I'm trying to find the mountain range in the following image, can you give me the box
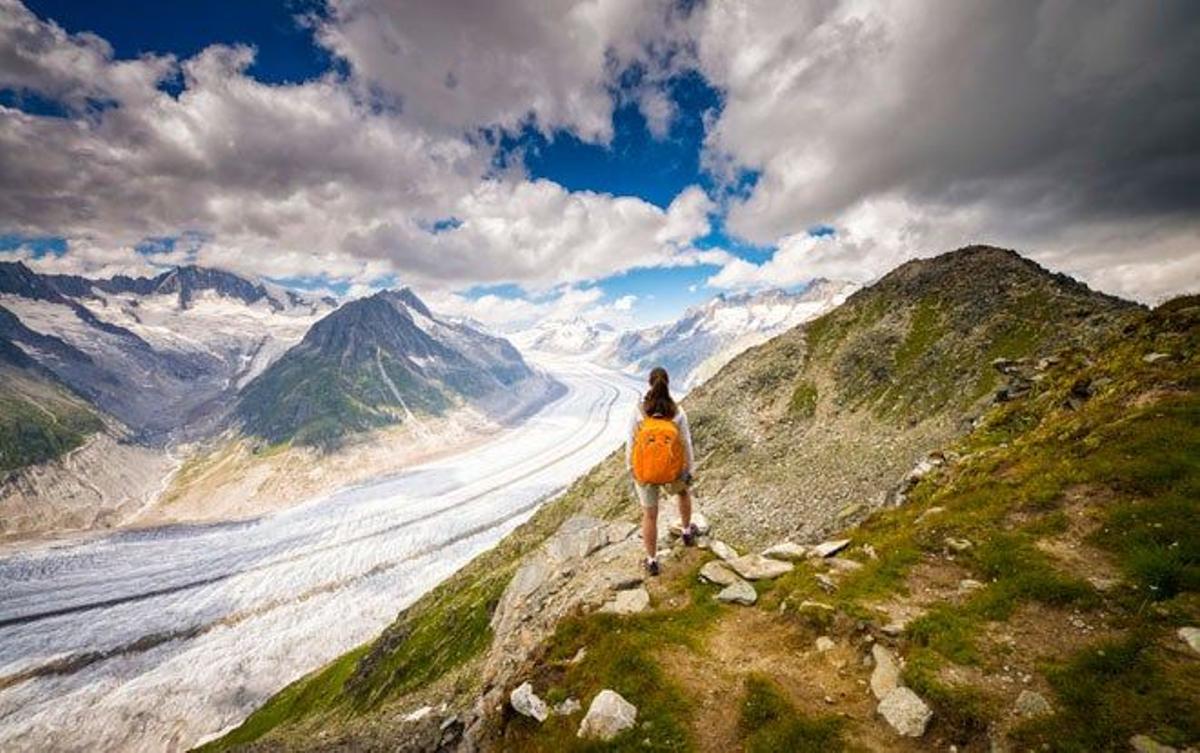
[606,279,859,389]
[0,261,556,535]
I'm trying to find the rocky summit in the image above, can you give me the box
[201,248,1198,753]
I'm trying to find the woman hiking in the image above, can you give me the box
[626,366,696,575]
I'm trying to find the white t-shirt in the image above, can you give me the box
[624,403,695,474]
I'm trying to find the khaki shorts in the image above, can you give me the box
[634,478,689,510]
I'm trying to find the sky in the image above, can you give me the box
[0,0,1198,331]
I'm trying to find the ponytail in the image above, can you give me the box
[642,366,677,419]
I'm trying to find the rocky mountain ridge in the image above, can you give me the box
[606,279,858,390]
[204,246,1197,752]
[235,287,560,448]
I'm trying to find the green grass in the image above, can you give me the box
[788,380,818,418]
[894,297,942,371]
[0,393,103,473]
[507,568,721,752]
[197,646,369,752]
[901,649,991,743]
[1012,633,1200,751]
[740,674,846,753]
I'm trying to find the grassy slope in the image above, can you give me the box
[0,367,104,475]
[680,245,1137,547]
[236,352,450,450]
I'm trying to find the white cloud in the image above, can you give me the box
[424,283,638,332]
[692,0,1200,302]
[0,1,716,296]
[315,0,683,143]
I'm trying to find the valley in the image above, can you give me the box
[0,355,642,752]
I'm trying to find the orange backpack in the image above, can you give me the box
[632,416,685,485]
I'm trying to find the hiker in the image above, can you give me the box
[627,366,695,575]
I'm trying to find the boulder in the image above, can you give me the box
[877,687,932,737]
[699,560,740,587]
[728,553,794,580]
[763,541,809,561]
[815,636,836,652]
[716,579,758,605]
[577,690,637,741]
[1014,690,1052,719]
[870,645,901,700]
[510,682,549,722]
[810,539,851,558]
[710,540,739,561]
[599,587,650,615]
[1178,626,1200,655]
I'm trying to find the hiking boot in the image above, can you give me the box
[644,558,660,576]
[681,524,698,547]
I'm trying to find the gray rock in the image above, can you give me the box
[716,579,758,605]
[799,600,835,613]
[1178,626,1200,654]
[811,539,851,558]
[577,689,637,740]
[606,521,638,544]
[870,645,901,700]
[1014,690,1052,718]
[826,557,864,573]
[553,698,582,717]
[945,537,974,553]
[544,516,612,562]
[880,621,907,637]
[815,636,836,652]
[877,687,932,737]
[815,573,838,592]
[915,506,945,523]
[511,682,549,722]
[959,579,986,593]
[600,587,650,615]
[699,560,740,587]
[728,553,794,580]
[1142,352,1171,364]
[1130,735,1179,753]
[710,540,739,561]
[763,541,809,561]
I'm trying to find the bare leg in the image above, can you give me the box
[642,505,658,559]
[678,489,692,530]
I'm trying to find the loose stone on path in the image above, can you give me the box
[577,690,638,741]
[510,682,549,723]
[599,587,650,615]
[877,686,932,737]
[698,560,740,587]
[716,579,757,605]
[727,553,793,580]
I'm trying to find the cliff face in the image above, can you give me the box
[205,250,1198,753]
